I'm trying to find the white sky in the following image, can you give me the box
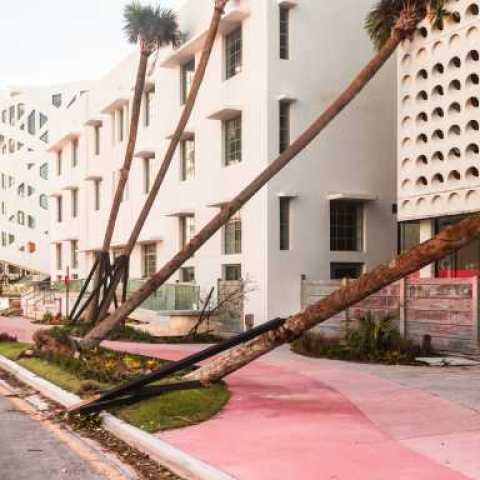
[0,0,176,89]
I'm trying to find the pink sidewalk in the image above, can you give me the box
[2,316,480,479]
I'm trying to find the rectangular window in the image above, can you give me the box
[143,157,152,194]
[181,138,195,181]
[180,215,195,248]
[9,106,15,126]
[279,101,291,153]
[144,89,154,127]
[181,58,195,105]
[142,243,157,278]
[330,262,364,280]
[118,108,125,143]
[71,189,78,218]
[279,197,291,251]
[224,116,242,166]
[52,94,62,108]
[279,6,290,60]
[71,240,79,269]
[399,221,420,254]
[225,27,242,79]
[57,150,62,176]
[94,125,101,155]
[330,201,364,252]
[27,110,36,135]
[56,196,63,223]
[56,243,63,270]
[72,139,78,167]
[224,213,242,255]
[39,163,48,180]
[94,180,101,211]
[224,264,242,281]
[180,267,195,283]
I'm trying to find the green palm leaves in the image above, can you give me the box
[365,0,450,51]
[123,2,181,53]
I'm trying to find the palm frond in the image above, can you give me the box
[365,0,451,51]
[123,2,181,51]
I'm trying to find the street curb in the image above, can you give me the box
[0,354,236,480]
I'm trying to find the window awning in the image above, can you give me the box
[327,193,377,202]
[48,132,80,153]
[160,6,250,68]
[101,97,129,114]
[84,118,103,127]
[207,107,242,121]
[165,131,194,141]
[134,149,156,159]
[165,210,195,217]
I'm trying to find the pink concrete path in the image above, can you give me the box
[1,316,480,479]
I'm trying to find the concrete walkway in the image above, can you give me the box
[2,316,480,479]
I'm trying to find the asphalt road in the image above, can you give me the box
[0,394,110,480]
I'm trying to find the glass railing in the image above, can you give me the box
[52,278,200,312]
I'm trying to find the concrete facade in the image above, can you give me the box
[0,84,87,276]
[397,0,480,277]
[46,0,397,326]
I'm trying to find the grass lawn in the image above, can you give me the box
[0,342,230,433]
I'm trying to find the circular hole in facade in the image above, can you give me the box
[466,190,478,206]
[466,73,479,87]
[466,143,480,156]
[417,27,428,39]
[402,157,412,168]
[416,176,428,187]
[401,179,412,190]
[450,12,462,24]
[416,198,427,211]
[467,50,480,63]
[448,102,461,115]
[467,26,479,40]
[402,95,413,108]
[402,116,413,129]
[401,200,411,213]
[466,4,479,17]
[466,166,480,179]
[432,173,445,185]
[448,193,461,209]
[466,97,479,109]
[401,75,412,89]
[432,63,445,76]
[466,120,479,132]
[416,154,428,165]
[448,170,461,182]
[448,79,461,92]
[433,106,445,119]
[432,129,445,141]
[450,33,461,46]
[402,137,412,149]
[416,47,428,61]
[416,69,428,81]
[448,125,462,136]
[416,90,428,102]
[401,54,412,67]
[432,85,444,97]
[448,147,462,160]
[448,56,462,69]
[432,195,444,212]
[432,41,443,54]
[432,151,445,163]
[416,133,428,145]
[416,112,428,124]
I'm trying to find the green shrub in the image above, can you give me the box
[292,312,422,365]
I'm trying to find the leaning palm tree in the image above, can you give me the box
[87,0,231,324]
[86,2,180,322]
[81,0,449,348]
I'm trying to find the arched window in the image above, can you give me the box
[39,194,48,210]
[17,211,25,225]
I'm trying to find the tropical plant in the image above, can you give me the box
[81,0,448,350]
[86,2,180,322]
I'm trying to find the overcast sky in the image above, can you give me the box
[0,0,176,89]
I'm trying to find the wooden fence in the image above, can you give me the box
[301,277,479,356]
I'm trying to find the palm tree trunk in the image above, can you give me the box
[85,51,149,322]
[185,214,480,384]
[80,30,402,348]
[125,0,229,256]
[85,0,231,325]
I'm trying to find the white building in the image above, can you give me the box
[398,0,480,278]
[0,84,88,278]
[48,0,397,326]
